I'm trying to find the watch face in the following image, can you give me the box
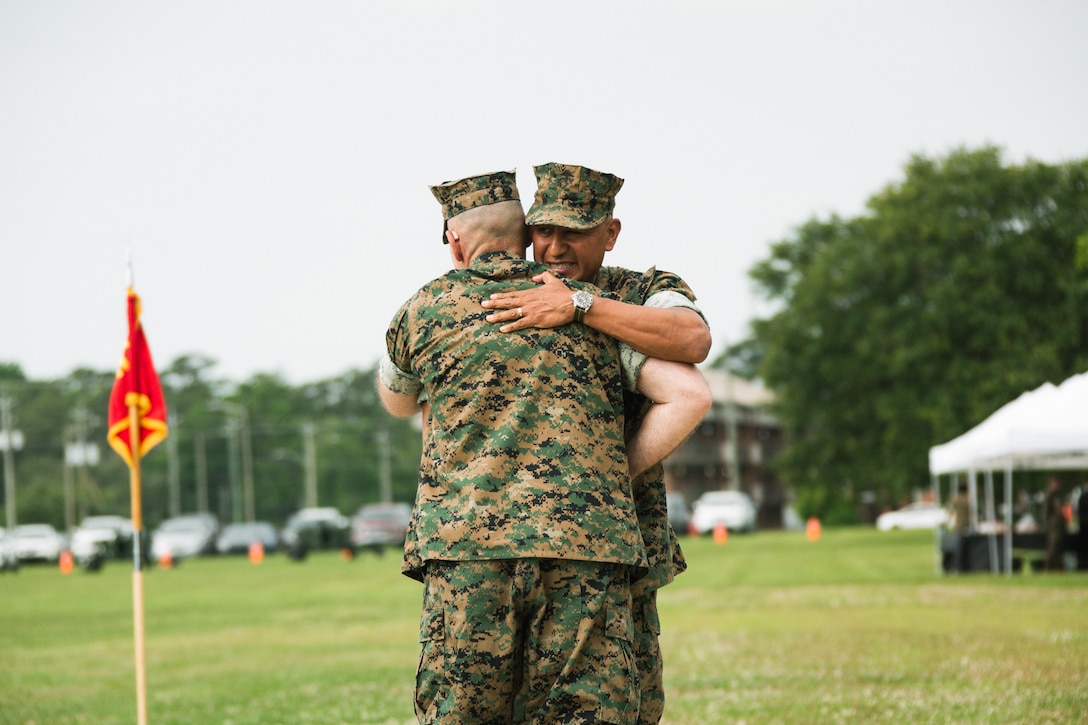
[573,290,593,310]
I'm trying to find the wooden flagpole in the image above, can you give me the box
[125,255,148,725]
[128,402,148,725]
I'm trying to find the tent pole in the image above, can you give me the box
[933,473,943,577]
[985,469,998,574]
[1005,462,1013,576]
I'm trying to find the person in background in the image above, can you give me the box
[1043,475,1068,572]
[946,480,971,573]
[1076,480,1088,571]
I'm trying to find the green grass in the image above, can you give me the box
[1,529,1085,724]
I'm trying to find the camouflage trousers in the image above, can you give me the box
[631,588,663,724]
[415,558,639,724]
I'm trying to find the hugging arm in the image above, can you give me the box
[483,272,711,363]
[626,358,713,478]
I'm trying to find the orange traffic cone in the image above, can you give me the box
[248,541,265,565]
[159,550,174,569]
[713,524,729,545]
[59,550,74,575]
[806,517,822,542]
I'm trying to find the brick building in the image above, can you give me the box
[663,369,789,529]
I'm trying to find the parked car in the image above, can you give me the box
[666,491,691,535]
[350,502,411,553]
[876,502,949,531]
[281,507,351,560]
[0,527,21,572]
[151,513,219,561]
[690,490,757,534]
[12,523,67,563]
[216,521,280,555]
[69,515,134,565]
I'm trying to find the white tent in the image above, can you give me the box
[927,371,1088,573]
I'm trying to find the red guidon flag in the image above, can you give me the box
[107,288,168,467]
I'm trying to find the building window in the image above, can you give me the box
[749,442,762,465]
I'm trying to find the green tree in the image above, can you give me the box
[2,356,423,533]
[0,362,27,382]
[748,147,1088,520]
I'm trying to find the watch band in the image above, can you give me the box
[572,290,593,323]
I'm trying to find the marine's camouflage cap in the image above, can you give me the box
[525,163,624,230]
[430,169,520,244]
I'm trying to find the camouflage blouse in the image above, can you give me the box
[386,252,646,574]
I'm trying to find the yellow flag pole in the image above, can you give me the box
[128,401,148,725]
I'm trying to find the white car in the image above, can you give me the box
[875,502,949,531]
[70,515,134,562]
[0,528,21,572]
[690,490,758,534]
[12,524,67,563]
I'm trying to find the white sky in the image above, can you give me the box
[3,0,1087,384]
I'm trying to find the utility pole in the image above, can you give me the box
[64,406,99,531]
[0,391,24,531]
[220,402,255,522]
[63,425,75,532]
[166,411,181,517]
[239,408,254,522]
[377,428,392,503]
[225,415,240,523]
[194,432,209,513]
[301,422,318,508]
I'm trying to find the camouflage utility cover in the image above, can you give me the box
[429,169,520,243]
[385,251,646,572]
[525,163,624,229]
[595,265,704,596]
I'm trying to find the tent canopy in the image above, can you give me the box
[929,372,1088,475]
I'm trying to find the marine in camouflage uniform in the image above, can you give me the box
[379,170,647,724]
[483,163,711,724]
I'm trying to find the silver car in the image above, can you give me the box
[151,514,219,560]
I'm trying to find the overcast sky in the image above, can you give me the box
[3,1,1086,385]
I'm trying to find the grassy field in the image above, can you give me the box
[1,528,1086,724]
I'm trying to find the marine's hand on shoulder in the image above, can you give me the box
[481,272,575,332]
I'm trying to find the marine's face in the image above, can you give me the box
[530,217,620,282]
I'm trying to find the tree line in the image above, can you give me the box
[734,146,1088,522]
[0,355,423,531]
[8,146,1086,531]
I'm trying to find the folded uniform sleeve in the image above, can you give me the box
[378,353,423,399]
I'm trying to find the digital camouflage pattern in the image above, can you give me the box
[385,250,646,572]
[594,264,706,725]
[525,163,624,229]
[632,590,664,724]
[595,265,702,596]
[416,559,638,724]
[396,265,704,592]
[429,169,520,243]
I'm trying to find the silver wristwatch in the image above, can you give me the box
[571,290,594,323]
